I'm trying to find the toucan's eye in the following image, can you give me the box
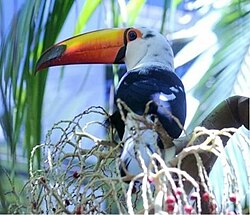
[128,30,137,41]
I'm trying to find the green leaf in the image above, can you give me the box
[187,1,250,131]
[127,0,145,26]
[0,0,75,172]
[74,0,102,35]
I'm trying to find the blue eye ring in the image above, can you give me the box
[128,30,137,41]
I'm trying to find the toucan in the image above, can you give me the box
[36,27,186,179]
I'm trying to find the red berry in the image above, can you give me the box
[175,187,183,196]
[75,205,85,214]
[32,201,37,209]
[148,176,154,183]
[202,192,210,202]
[190,192,198,200]
[209,203,217,213]
[132,186,137,193]
[73,171,80,179]
[229,194,237,203]
[184,205,193,214]
[166,204,175,213]
[165,195,176,204]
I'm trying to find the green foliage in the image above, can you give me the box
[0,168,28,213]
[0,1,74,211]
[74,0,102,35]
[0,0,74,170]
[188,0,250,130]
[125,0,146,26]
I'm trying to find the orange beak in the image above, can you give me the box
[36,28,129,71]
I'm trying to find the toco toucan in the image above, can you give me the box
[36,27,186,180]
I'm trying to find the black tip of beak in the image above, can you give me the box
[36,44,67,72]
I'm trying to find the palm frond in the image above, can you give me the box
[74,0,102,35]
[188,0,250,131]
[0,0,74,170]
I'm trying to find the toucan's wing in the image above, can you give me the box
[115,66,186,138]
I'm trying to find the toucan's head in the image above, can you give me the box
[36,27,174,72]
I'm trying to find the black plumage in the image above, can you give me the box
[112,65,186,139]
